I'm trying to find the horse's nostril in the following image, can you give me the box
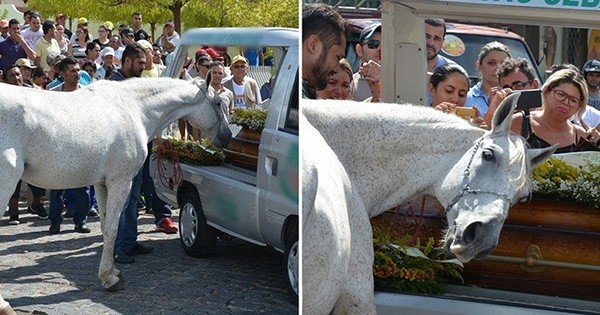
[462,221,483,244]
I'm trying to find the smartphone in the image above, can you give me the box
[453,107,478,119]
[515,89,542,110]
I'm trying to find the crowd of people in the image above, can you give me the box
[302,3,600,153]
[0,10,274,264]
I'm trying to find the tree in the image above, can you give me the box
[27,0,298,33]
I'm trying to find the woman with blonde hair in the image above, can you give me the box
[316,58,354,100]
[511,68,600,152]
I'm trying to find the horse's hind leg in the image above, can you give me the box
[97,180,131,291]
[94,184,108,232]
[0,148,23,218]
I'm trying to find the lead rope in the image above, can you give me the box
[446,136,513,212]
[155,140,183,189]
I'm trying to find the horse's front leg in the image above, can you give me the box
[97,179,132,292]
[0,295,15,315]
[335,199,376,315]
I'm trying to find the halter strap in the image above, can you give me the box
[446,136,513,212]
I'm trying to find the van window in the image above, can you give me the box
[440,33,541,87]
[284,73,299,134]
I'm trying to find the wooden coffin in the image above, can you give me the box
[224,127,261,170]
[389,197,600,301]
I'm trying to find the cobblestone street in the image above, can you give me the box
[0,200,298,314]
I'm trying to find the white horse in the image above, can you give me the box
[301,94,556,314]
[0,77,231,315]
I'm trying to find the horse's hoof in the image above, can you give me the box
[106,273,125,292]
[0,304,16,315]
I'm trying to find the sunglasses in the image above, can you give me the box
[364,39,380,49]
[200,64,211,69]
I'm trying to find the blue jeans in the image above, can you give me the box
[142,142,172,224]
[115,169,143,255]
[49,188,89,226]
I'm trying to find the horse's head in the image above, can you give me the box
[438,93,555,262]
[188,77,232,147]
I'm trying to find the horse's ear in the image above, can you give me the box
[491,92,519,134]
[528,145,557,168]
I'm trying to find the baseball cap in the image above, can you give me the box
[100,47,115,58]
[359,22,382,43]
[104,21,114,32]
[15,58,36,69]
[0,20,7,28]
[137,40,153,51]
[231,55,248,65]
[78,17,88,25]
[164,21,174,27]
[583,59,600,74]
[123,27,134,37]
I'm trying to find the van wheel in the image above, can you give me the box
[283,225,299,303]
[179,191,217,257]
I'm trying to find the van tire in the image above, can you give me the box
[283,224,299,304]
[179,191,217,258]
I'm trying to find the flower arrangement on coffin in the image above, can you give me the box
[531,157,600,208]
[371,216,464,295]
[230,108,268,131]
[153,137,225,166]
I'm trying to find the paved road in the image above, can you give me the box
[0,200,298,315]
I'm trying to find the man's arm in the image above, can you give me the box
[15,33,37,61]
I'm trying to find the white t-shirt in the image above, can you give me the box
[21,27,43,49]
[232,81,247,109]
[579,105,600,128]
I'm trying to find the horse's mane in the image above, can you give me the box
[302,100,486,155]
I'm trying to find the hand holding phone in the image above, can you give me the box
[515,89,542,111]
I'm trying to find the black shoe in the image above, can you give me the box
[28,203,48,220]
[7,208,20,225]
[74,223,91,233]
[114,253,135,264]
[88,208,99,217]
[126,243,153,256]
[49,222,61,234]
[144,207,154,215]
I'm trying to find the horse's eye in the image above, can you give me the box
[482,148,494,161]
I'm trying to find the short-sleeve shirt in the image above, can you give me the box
[21,27,43,49]
[466,82,488,117]
[34,37,61,71]
[134,29,150,42]
[0,38,27,70]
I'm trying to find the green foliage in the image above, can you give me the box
[371,218,463,295]
[230,108,268,131]
[27,0,297,30]
[532,157,600,208]
[154,137,225,166]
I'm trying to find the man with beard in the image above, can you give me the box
[110,43,156,263]
[425,18,456,105]
[425,18,453,73]
[302,3,347,99]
